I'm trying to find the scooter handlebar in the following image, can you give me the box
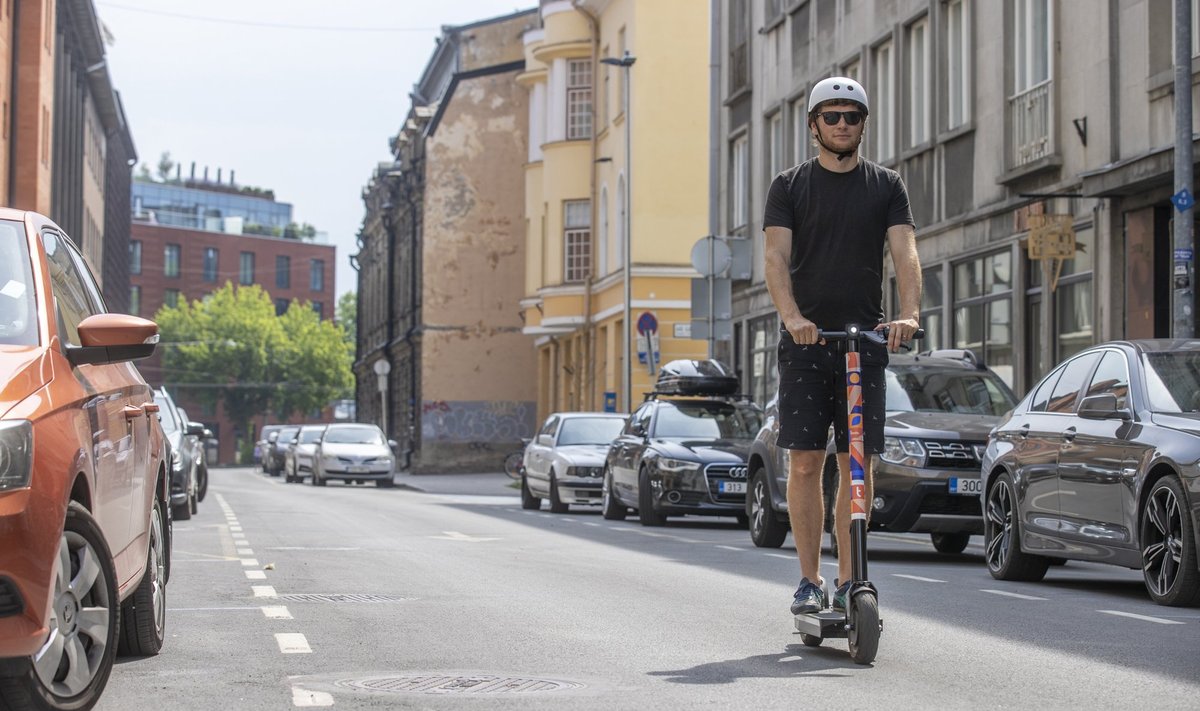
[816,326,925,343]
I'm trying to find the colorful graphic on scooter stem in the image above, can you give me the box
[846,351,868,520]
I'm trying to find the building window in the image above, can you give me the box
[239,251,255,285]
[617,28,627,114]
[1027,226,1094,370]
[202,247,219,283]
[276,255,290,289]
[599,186,609,276]
[946,0,971,129]
[843,58,861,82]
[1014,0,1051,93]
[563,200,591,284]
[872,40,895,161]
[310,259,325,291]
[907,16,931,146]
[790,1,811,79]
[894,266,945,352]
[765,0,784,23]
[567,58,592,140]
[748,315,779,407]
[953,251,1014,387]
[600,45,610,127]
[312,301,323,319]
[792,97,808,164]
[275,298,289,316]
[164,244,181,278]
[731,134,749,230]
[1010,0,1053,167]
[729,0,750,94]
[616,175,626,267]
[767,112,784,179]
[129,240,142,275]
[130,285,141,316]
[164,289,180,309]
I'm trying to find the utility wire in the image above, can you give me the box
[97,2,439,33]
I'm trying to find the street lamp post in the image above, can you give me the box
[601,51,636,412]
[373,358,391,436]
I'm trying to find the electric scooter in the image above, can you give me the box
[792,324,922,665]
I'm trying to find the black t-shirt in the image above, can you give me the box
[762,158,914,331]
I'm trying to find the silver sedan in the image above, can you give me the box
[311,423,396,488]
[522,412,628,512]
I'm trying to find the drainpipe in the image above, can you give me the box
[397,158,423,470]
[575,0,600,410]
[382,191,397,444]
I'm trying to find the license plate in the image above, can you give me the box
[720,481,747,494]
[949,477,982,496]
[350,465,370,473]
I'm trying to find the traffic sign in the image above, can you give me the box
[637,311,658,336]
[690,236,732,276]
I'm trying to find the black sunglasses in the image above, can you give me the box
[819,110,864,126]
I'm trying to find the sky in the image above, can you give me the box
[99,0,537,303]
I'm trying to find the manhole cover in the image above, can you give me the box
[335,674,584,695]
[276,593,415,604]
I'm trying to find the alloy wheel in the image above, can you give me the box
[751,478,768,538]
[149,505,166,638]
[985,480,1013,572]
[1142,484,1184,598]
[34,531,112,696]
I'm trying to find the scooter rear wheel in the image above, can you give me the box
[848,594,880,664]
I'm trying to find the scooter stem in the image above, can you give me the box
[843,327,870,584]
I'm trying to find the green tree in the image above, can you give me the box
[337,291,357,346]
[273,301,354,419]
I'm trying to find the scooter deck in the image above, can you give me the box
[793,610,848,639]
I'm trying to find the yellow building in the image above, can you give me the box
[519,0,710,419]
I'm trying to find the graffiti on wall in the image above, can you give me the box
[421,400,537,442]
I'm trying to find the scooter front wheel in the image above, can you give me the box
[848,593,880,664]
[800,633,823,648]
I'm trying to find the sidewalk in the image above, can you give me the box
[391,470,520,497]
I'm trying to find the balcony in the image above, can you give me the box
[1008,80,1053,169]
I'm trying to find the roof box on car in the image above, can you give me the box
[654,359,740,396]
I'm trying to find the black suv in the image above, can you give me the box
[602,360,763,526]
[747,349,1017,552]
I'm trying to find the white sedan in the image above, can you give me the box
[522,412,627,512]
[311,423,396,487]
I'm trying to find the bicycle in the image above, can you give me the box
[503,438,531,480]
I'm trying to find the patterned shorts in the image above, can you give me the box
[776,335,889,453]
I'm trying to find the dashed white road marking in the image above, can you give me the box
[892,574,946,583]
[230,526,243,532]
[982,589,1047,601]
[291,686,334,707]
[275,633,312,654]
[582,522,601,527]
[245,570,267,580]
[717,545,744,552]
[267,547,360,551]
[241,558,260,567]
[765,553,795,560]
[262,606,293,620]
[237,548,254,555]
[431,531,500,542]
[252,585,278,598]
[1098,609,1185,625]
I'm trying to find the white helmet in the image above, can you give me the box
[807,76,869,115]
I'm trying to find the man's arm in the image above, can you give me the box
[883,223,922,351]
[764,226,819,345]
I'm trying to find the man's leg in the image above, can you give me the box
[786,448,827,586]
[833,452,874,585]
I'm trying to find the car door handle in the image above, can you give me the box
[1062,426,1076,443]
[123,405,145,420]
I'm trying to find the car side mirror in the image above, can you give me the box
[629,422,646,438]
[69,313,159,366]
[203,428,214,439]
[536,434,554,447]
[388,439,398,450]
[185,422,205,437]
[1078,393,1131,421]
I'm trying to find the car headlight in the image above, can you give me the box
[567,466,602,478]
[0,421,33,491]
[323,455,339,466]
[170,449,183,472]
[658,458,701,472]
[879,437,926,467]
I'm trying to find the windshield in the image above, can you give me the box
[557,417,625,446]
[0,220,37,347]
[153,396,179,433]
[885,366,1016,416]
[299,428,324,444]
[324,425,385,445]
[652,401,761,440]
[277,427,300,443]
[1143,351,1200,413]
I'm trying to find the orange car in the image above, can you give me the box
[0,209,168,710]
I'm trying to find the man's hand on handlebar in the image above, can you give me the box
[785,315,823,346]
[876,318,921,352]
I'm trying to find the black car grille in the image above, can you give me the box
[0,577,23,618]
[923,440,984,470]
[705,464,749,504]
[919,492,982,517]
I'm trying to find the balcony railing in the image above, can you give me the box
[1008,80,1053,169]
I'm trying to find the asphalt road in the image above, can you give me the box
[96,467,1200,710]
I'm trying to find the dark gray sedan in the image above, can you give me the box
[980,339,1200,606]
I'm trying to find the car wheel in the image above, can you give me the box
[0,503,119,710]
[548,473,569,514]
[119,496,166,656]
[197,466,208,502]
[931,532,970,554]
[638,469,666,527]
[601,469,627,520]
[1140,476,1200,606]
[749,468,787,548]
[984,473,1049,582]
[312,469,326,487]
[521,473,541,510]
[376,477,395,488]
[171,496,191,522]
[188,488,198,516]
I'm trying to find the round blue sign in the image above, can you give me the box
[637,311,658,335]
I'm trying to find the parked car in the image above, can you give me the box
[175,406,209,502]
[602,360,762,526]
[153,389,205,521]
[0,210,169,710]
[265,425,300,476]
[256,424,285,470]
[521,412,628,512]
[285,424,327,483]
[747,349,1017,553]
[311,423,396,487]
[981,339,1200,606]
